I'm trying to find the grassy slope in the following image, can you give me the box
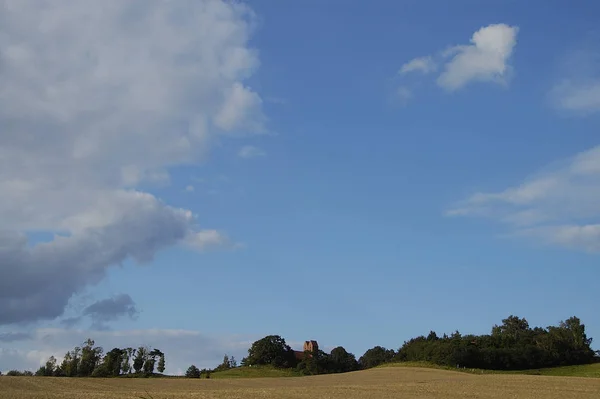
[378,361,600,378]
[201,362,600,380]
[209,365,302,379]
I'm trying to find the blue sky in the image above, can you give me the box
[1,0,600,374]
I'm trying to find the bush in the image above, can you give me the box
[185,365,200,378]
[6,370,33,376]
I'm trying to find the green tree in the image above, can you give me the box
[143,357,155,375]
[102,348,125,376]
[78,339,102,377]
[121,347,134,374]
[133,346,147,374]
[68,347,81,377]
[296,349,330,375]
[215,354,233,371]
[157,354,166,374]
[329,346,359,373]
[45,356,57,376]
[245,335,297,368]
[358,346,395,369]
[185,365,201,378]
[143,349,163,375]
[59,352,73,377]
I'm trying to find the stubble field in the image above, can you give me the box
[1,367,600,399]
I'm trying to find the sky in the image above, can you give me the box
[1,0,600,375]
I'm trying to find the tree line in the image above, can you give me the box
[3,315,598,378]
[392,316,598,370]
[197,315,598,376]
[3,339,165,378]
[359,316,600,370]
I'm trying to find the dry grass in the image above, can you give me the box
[1,367,599,399]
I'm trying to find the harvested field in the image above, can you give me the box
[1,367,599,399]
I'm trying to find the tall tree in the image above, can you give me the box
[45,356,57,376]
[245,335,297,368]
[329,346,359,373]
[78,339,102,377]
[121,348,134,374]
[102,348,125,376]
[157,353,166,374]
[133,346,147,374]
[59,352,73,377]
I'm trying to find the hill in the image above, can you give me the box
[209,365,301,379]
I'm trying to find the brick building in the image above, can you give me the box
[294,340,319,361]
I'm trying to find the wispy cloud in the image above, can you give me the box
[551,81,600,114]
[447,145,600,252]
[549,46,600,115]
[185,185,195,193]
[396,86,413,105]
[399,56,436,75]
[185,229,232,251]
[238,145,266,159]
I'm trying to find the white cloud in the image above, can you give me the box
[396,24,519,98]
[551,80,600,113]
[447,145,600,251]
[0,328,257,375]
[437,24,519,90]
[185,229,230,250]
[185,185,195,192]
[516,224,600,252]
[399,56,436,74]
[0,0,263,324]
[238,145,266,159]
[215,82,265,133]
[548,46,600,115]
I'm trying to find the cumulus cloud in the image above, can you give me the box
[437,24,518,90]
[0,328,256,375]
[238,145,266,159]
[397,23,519,94]
[0,0,262,325]
[447,145,600,251]
[399,56,436,74]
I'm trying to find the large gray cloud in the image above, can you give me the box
[0,0,264,325]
